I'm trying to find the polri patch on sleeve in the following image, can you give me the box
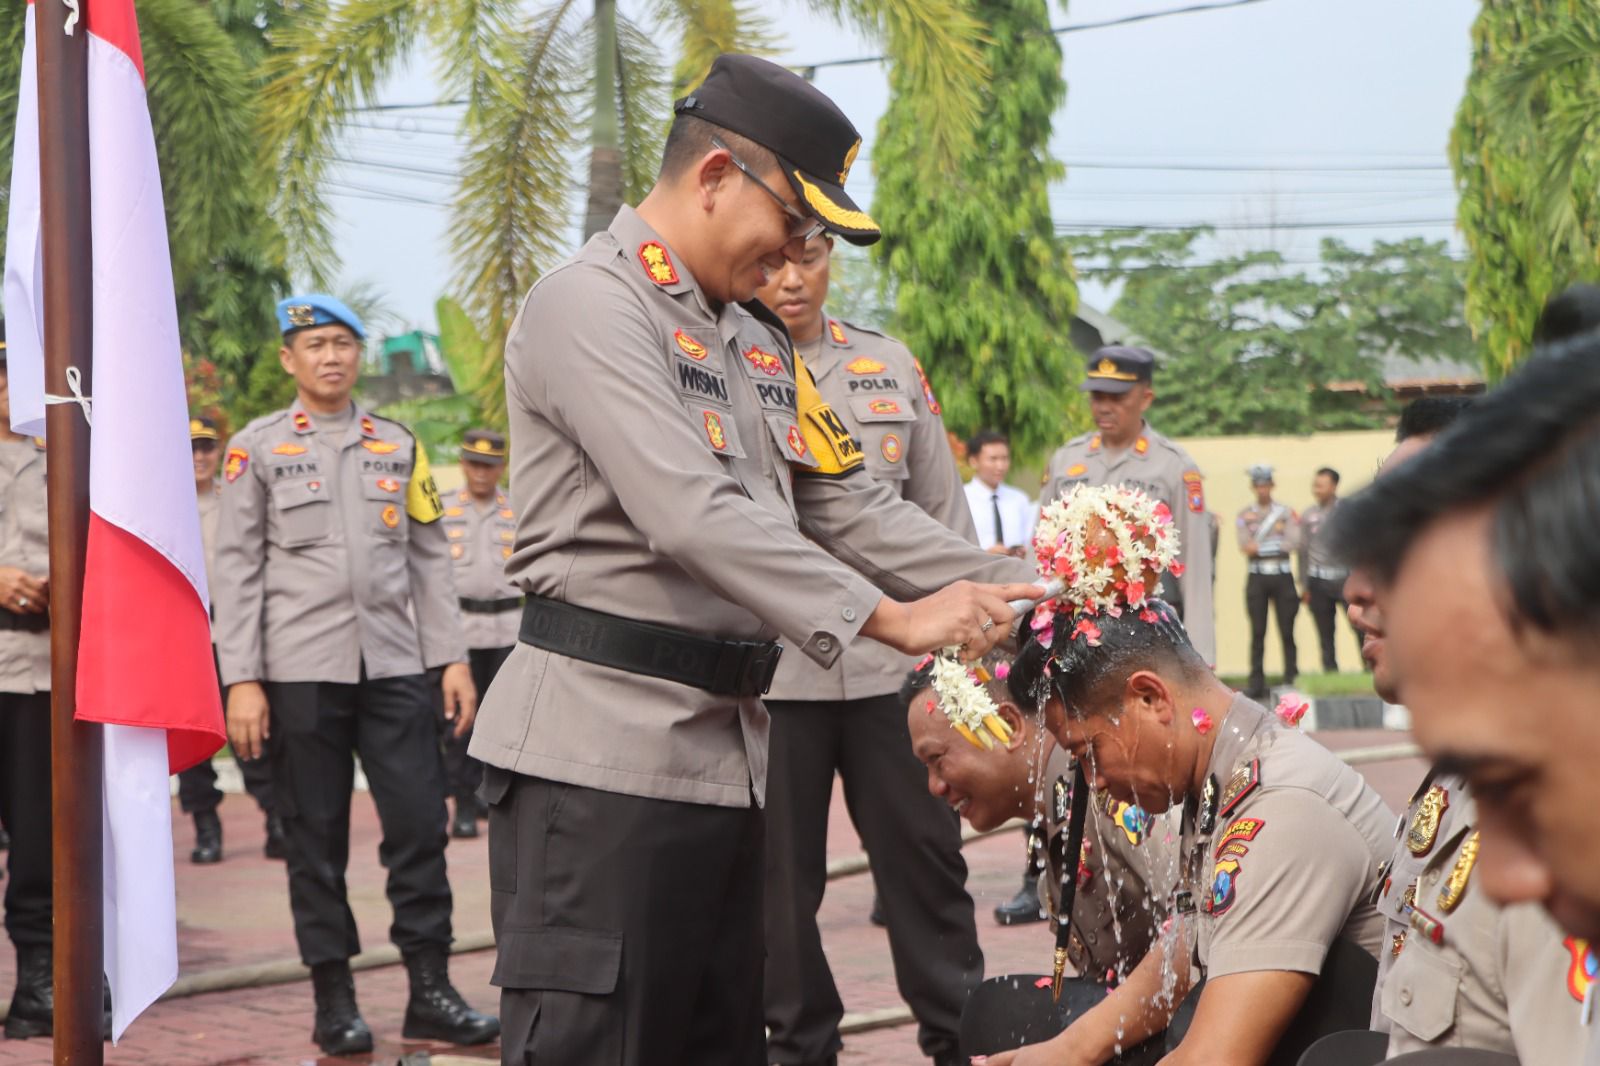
[913,358,941,415]
[638,241,679,286]
[1208,855,1243,915]
[1563,937,1595,1003]
[1183,470,1205,513]
[224,448,249,483]
[1215,815,1265,857]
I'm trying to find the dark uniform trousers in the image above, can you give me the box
[264,669,453,966]
[1305,576,1350,674]
[483,769,765,1066]
[764,694,980,1064]
[443,645,512,805]
[177,645,276,815]
[1246,567,1299,690]
[0,692,51,949]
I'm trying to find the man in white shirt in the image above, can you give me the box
[964,431,1035,559]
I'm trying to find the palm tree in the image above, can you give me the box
[258,0,991,399]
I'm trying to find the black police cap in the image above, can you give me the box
[461,428,507,463]
[674,54,880,246]
[1079,345,1156,394]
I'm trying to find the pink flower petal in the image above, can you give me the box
[1274,693,1310,727]
[1191,707,1213,734]
[1033,977,1053,990]
[994,662,1011,680]
[1169,561,1186,577]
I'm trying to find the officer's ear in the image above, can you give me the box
[695,146,737,210]
[995,700,1028,753]
[1124,670,1174,725]
[276,342,295,375]
[1133,384,1155,415]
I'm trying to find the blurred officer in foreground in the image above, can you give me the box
[1041,347,1213,664]
[214,295,497,1055]
[755,234,982,1066]
[1297,467,1353,675]
[904,657,1184,1066]
[1332,339,1600,1064]
[441,428,520,839]
[175,415,281,863]
[1236,464,1299,698]
[0,324,53,1038]
[470,53,1038,1065]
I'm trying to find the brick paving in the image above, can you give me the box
[0,733,1426,1065]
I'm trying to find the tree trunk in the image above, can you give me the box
[583,0,623,242]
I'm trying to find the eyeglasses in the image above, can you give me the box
[191,439,218,454]
[711,136,826,242]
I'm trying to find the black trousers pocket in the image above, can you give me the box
[494,926,624,1066]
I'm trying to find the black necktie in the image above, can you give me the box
[992,493,1005,547]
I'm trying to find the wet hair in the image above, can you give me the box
[1315,467,1340,485]
[659,115,776,181]
[1331,343,1600,644]
[1006,600,1207,719]
[967,430,1009,459]
[1533,282,1600,346]
[1395,396,1473,442]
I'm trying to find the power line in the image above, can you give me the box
[1055,217,1457,231]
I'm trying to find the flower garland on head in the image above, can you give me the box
[928,484,1185,749]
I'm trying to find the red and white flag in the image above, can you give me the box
[3,0,226,1040]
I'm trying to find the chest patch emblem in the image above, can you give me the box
[376,478,400,493]
[880,434,902,463]
[742,346,784,377]
[867,399,902,416]
[1065,463,1087,478]
[1406,785,1449,856]
[1437,830,1478,913]
[272,443,307,457]
[362,440,401,455]
[380,505,400,529]
[674,330,709,361]
[786,425,808,459]
[703,411,728,452]
[846,357,885,375]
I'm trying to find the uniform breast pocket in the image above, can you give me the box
[682,401,746,460]
[845,394,914,480]
[363,478,407,540]
[269,480,332,548]
[1381,943,1461,1042]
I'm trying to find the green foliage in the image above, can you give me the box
[1067,228,1473,436]
[372,296,503,456]
[1453,0,1600,381]
[871,0,1077,463]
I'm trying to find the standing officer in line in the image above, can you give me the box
[441,428,520,839]
[0,325,54,1038]
[1040,347,1214,665]
[1235,464,1299,698]
[470,54,1039,1066]
[214,295,498,1055]
[754,234,981,1066]
[1297,467,1353,675]
[175,415,281,864]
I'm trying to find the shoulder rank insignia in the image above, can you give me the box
[880,434,902,463]
[1437,830,1478,913]
[271,443,307,457]
[1088,434,1103,452]
[30,436,45,450]
[1564,938,1596,1003]
[845,356,885,375]
[1184,471,1205,514]
[1198,773,1219,835]
[223,448,249,483]
[1065,463,1087,478]
[674,329,709,361]
[912,358,941,415]
[456,488,470,503]
[1218,758,1259,818]
[828,319,848,345]
[360,416,377,438]
[1407,784,1449,856]
[742,345,783,377]
[703,411,728,451]
[292,411,312,434]
[1134,436,1149,456]
[362,440,401,455]
[638,241,678,286]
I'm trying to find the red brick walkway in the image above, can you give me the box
[0,732,1424,1065]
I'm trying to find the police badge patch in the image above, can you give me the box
[1407,785,1449,856]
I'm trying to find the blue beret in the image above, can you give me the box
[276,294,365,340]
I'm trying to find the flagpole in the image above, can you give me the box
[35,0,104,1059]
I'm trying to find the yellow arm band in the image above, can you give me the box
[406,440,445,523]
[792,352,865,478]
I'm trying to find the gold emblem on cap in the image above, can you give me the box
[838,138,861,184]
[796,172,878,232]
[189,419,204,434]
[1437,830,1478,913]
[1088,357,1138,382]
[286,304,316,327]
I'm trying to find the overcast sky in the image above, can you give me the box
[324,0,1480,333]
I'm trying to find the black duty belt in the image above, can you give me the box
[460,596,525,615]
[519,595,782,698]
[0,610,48,633]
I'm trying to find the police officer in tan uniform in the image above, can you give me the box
[0,325,55,1038]
[1236,464,1300,698]
[469,54,1039,1066]
[1000,602,1392,1066]
[441,428,520,840]
[1041,347,1214,665]
[214,295,497,1055]
[754,235,981,1066]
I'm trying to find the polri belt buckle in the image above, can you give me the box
[740,642,784,697]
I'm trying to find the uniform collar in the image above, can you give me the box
[610,205,706,306]
[289,397,378,451]
[1185,694,1271,842]
[1089,422,1153,461]
[799,308,847,381]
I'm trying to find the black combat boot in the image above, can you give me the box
[310,960,373,1055]
[5,944,53,1039]
[191,808,223,864]
[263,814,287,861]
[402,946,499,1045]
[992,875,1046,926]
[449,799,478,840]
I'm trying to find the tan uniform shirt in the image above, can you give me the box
[1372,770,1591,1062]
[213,400,466,685]
[1034,745,1180,981]
[0,438,49,694]
[1235,501,1301,571]
[766,314,975,702]
[1041,427,1215,663]
[1181,695,1391,980]
[469,206,1032,808]
[1296,499,1345,583]
[443,487,521,650]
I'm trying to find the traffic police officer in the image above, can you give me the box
[0,323,54,1038]
[469,54,1039,1066]
[441,428,520,839]
[754,235,981,1066]
[214,295,498,1055]
[175,415,280,863]
[1236,463,1300,698]
[1041,347,1215,665]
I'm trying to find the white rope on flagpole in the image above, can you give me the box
[44,364,92,425]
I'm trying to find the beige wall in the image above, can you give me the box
[1175,429,1394,678]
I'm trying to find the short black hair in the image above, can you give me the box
[1396,396,1474,442]
[1533,282,1600,346]
[1007,600,1205,718]
[1331,343,1600,643]
[1315,467,1340,485]
[659,114,775,181]
[968,430,1009,458]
